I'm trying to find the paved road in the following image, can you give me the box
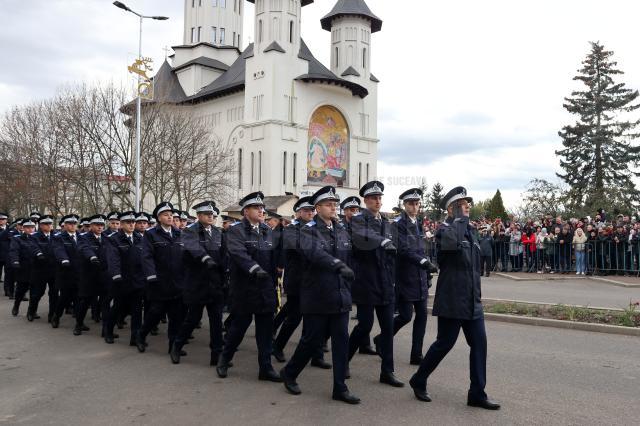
[464,275,640,309]
[1,296,638,425]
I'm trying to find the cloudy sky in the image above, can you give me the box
[2,0,640,209]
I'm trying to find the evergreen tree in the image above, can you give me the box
[486,189,508,220]
[428,182,445,220]
[556,41,640,210]
[417,178,429,216]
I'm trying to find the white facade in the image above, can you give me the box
[184,0,244,48]
[158,0,382,207]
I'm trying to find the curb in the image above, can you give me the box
[588,276,640,289]
[426,306,639,337]
[495,272,640,288]
[481,298,625,312]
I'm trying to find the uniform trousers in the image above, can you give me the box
[175,300,224,357]
[348,303,395,373]
[222,312,274,371]
[393,299,428,360]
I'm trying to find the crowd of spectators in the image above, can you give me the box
[421,209,640,277]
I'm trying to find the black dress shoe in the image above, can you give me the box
[11,306,18,316]
[135,332,147,353]
[380,372,404,388]
[272,349,287,363]
[216,360,229,378]
[332,390,361,405]
[129,339,137,347]
[48,313,53,323]
[358,345,377,355]
[409,376,431,402]
[116,321,125,329]
[104,336,115,344]
[22,297,28,302]
[410,356,423,366]
[81,324,90,332]
[170,343,181,364]
[280,368,301,395]
[259,368,283,382]
[150,326,159,336]
[33,314,41,319]
[51,316,60,328]
[467,398,501,410]
[27,312,34,322]
[73,327,82,336]
[322,344,329,353]
[310,358,332,369]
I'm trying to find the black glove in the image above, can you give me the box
[421,259,438,274]
[90,256,101,266]
[253,267,269,280]
[204,257,217,270]
[337,263,355,281]
[382,240,397,254]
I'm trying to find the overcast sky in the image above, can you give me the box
[2,0,640,209]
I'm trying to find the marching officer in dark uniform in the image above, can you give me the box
[1,218,22,299]
[347,181,404,387]
[170,201,225,366]
[76,214,110,337]
[0,212,8,294]
[79,218,90,234]
[51,214,81,329]
[29,215,57,322]
[134,212,150,234]
[409,186,500,410]
[136,202,185,355]
[105,212,120,236]
[272,197,330,368]
[280,186,360,404]
[216,191,282,382]
[9,218,37,316]
[105,211,145,345]
[341,196,376,356]
[377,188,438,365]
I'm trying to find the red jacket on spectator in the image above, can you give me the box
[521,233,537,252]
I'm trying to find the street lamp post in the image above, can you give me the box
[113,1,168,212]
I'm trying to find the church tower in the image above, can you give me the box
[321,0,382,84]
[183,0,244,48]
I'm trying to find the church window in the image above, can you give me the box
[238,149,243,189]
[289,21,294,43]
[199,0,202,6]
[251,152,255,187]
[258,20,263,43]
[192,0,195,7]
[234,0,237,12]
[233,31,236,47]
[283,152,287,185]
[358,162,362,188]
[292,153,297,186]
[259,151,263,185]
[362,48,367,69]
[197,26,202,42]
[334,47,339,68]
[238,33,241,47]
[348,45,354,66]
[212,27,217,44]
[366,163,370,182]
[191,27,196,43]
[220,28,225,44]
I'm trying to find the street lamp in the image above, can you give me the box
[113,1,169,212]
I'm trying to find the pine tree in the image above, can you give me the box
[556,41,640,211]
[486,189,508,220]
[428,182,445,220]
[417,178,429,216]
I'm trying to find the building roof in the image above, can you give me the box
[296,40,368,98]
[246,0,314,5]
[263,41,285,54]
[341,66,361,77]
[182,43,254,104]
[171,41,240,53]
[370,73,380,82]
[173,56,230,73]
[120,60,187,113]
[320,0,383,33]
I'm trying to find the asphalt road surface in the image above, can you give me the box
[1,293,638,426]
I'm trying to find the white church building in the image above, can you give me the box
[150,0,382,210]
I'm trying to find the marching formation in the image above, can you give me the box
[1,182,500,409]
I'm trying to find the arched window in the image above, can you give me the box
[250,152,255,187]
[258,20,263,43]
[292,153,297,185]
[362,48,367,69]
[334,47,339,68]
